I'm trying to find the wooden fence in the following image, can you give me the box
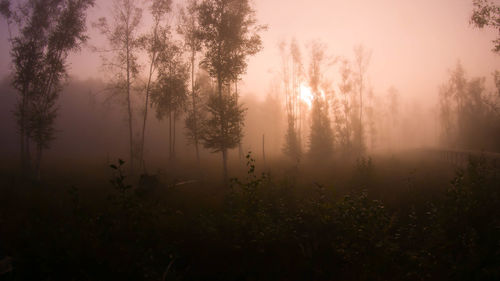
[421,147,500,168]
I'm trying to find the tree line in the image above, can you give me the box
[1,0,498,181]
[277,39,409,163]
[438,62,500,152]
[1,0,265,182]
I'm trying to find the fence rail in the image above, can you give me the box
[421,147,500,168]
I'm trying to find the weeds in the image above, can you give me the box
[0,155,499,280]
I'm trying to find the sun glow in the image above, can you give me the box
[300,84,313,109]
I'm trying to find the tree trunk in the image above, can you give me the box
[35,144,42,181]
[235,80,243,161]
[140,53,156,172]
[217,74,228,185]
[191,50,200,163]
[222,148,228,185]
[173,111,176,159]
[25,133,31,175]
[140,22,160,172]
[20,93,26,172]
[126,31,134,173]
[262,134,265,163]
[169,110,172,160]
[358,76,363,154]
[343,95,350,151]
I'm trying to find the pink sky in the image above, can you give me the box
[0,0,498,105]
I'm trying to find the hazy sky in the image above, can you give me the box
[0,0,498,105]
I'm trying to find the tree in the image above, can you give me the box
[200,92,245,165]
[138,0,172,171]
[151,42,189,160]
[438,62,500,151]
[494,70,500,96]
[470,0,500,54]
[280,39,302,162]
[178,0,203,163]
[290,39,305,155]
[385,86,399,150]
[185,70,211,153]
[196,0,265,183]
[307,41,334,160]
[449,61,467,145]
[365,87,379,152]
[438,83,455,146]
[353,44,371,154]
[94,0,143,172]
[1,0,95,178]
[335,58,354,153]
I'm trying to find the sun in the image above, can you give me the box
[300,84,313,109]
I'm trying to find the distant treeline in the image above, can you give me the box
[438,62,500,152]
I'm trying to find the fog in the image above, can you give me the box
[0,0,498,169]
[0,0,500,279]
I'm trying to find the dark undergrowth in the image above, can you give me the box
[0,153,499,281]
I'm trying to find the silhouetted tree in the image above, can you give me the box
[178,0,203,163]
[494,70,500,96]
[365,87,379,151]
[138,0,172,171]
[307,41,333,160]
[94,0,143,172]
[185,70,211,153]
[439,83,455,146]
[0,0,94,178]
[353,44,371,154]
[386,86,399,150]
[449,61,467,146]
[290,39,305,153]
[335,59,354,153]
[470,0,500,54]
[151,42,189,160]
[280,40,302,162]
[438,62,500,151]
[201,92,245,165]
[196,0,265,183]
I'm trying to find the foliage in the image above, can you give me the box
[307,41,334,160]
[438,61,500,151]
[280,39,303,162]
[200,92,245,153]
[283,120,301,161]
[178,0,203,162]
[196,0,265,182]
[308,97,334,159]
[138,0,173,170]
[94,0,143,171]
[352,44,371,154]
[470,0,500,53]
[196,0,265,85]
[184,71,211,147]
[1,155,500,280]
[149,39,189,159]
[151,44,189,121]
[335,59,354,152]
[0,0,95,177]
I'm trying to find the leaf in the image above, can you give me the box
[110,164,117,169]
[119,159,125,165]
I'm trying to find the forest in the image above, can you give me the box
[0,0,499,280]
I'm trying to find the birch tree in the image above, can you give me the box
[94,0,142,172]
[138,0,172,171]
[196,0,265,184]
[1,0,95,178]
[178,0,203,162]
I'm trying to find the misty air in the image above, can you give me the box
[0,0,499,280]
